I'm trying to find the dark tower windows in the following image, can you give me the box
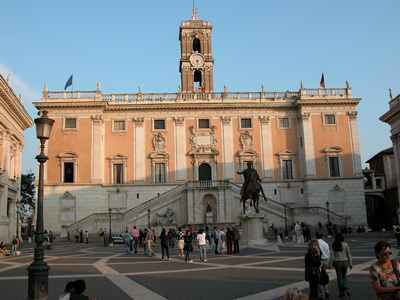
[193,38,201,53]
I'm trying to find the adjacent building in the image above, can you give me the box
[33,11,367,234]
[0,74,34,241]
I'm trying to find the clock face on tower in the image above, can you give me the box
[190,54,204,68]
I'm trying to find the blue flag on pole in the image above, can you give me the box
[64,75,73,90]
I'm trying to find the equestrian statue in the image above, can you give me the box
[237,162,267,214]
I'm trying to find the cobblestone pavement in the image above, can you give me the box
[0,235,393,300]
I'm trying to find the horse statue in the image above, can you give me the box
[238,165,267,214]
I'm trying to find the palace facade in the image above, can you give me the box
[33,11,367,234]
[0,74,33,241]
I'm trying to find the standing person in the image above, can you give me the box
[305,239,321,300]
[84,231,89,244]
[79,230,83,243]
[316,232,330,299]
[226,227,233,254]
[75,230,79,243]
[170,228,177,248]
[49,231,54,243]
[184,229,193,262]
[131,226,140,254]
[11,235,19,256]
[394,222,400,247]
[196,228,207,262]
[59,281,74,300]
[123,230,131,254]
[145,227,154,256]
[370,241,400,299]
[217,228,226,254]
[328,233,353,298]
[98,228,103,236]
[177,227,185,257]
[213,226,220,254]
[295,221,302,238]
[232,224,241,253]
[67,231,70,243]
[160,230,171,260]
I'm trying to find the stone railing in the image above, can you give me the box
[43,88,352,104]
[122,183,187,222]
[187,180,230,189]
[292,206,347,225]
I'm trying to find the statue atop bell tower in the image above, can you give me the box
[179,8,214,93]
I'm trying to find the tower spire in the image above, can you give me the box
[192,1,198,20]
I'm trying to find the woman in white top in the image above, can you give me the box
[59,281,74,300]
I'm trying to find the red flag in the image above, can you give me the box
[320,72,325,88]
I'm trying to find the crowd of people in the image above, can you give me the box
[115,225,241,262]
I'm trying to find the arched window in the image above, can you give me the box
[193,38,201,53]
[199,163,212,181]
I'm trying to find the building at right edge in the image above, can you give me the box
[379,92,400,227]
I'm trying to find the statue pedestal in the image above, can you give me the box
[206,212,213,224]
[241,213,268,247]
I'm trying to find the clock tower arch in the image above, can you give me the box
[179,8,214,93]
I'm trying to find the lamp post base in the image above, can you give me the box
[27,246,50,300]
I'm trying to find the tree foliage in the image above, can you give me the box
[20,172,36,216]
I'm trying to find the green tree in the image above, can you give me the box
[20,172,36,216]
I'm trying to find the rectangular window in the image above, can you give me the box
[282,160,293,179]
[113,164,124,184]
[325,115,336,125]
[198,119,210,129]
[279,118,290,128]
[155,163,165,183]
[114,121,125,131]
[241,118,252,128]
[329,157,340,177]
[154,119,166,130]
[65,118,77,129]
[64,162,74,183]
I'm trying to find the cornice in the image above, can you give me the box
[380,101,400,124]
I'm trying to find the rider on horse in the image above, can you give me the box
[237,162,266,201]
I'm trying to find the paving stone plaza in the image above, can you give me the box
[0,233,394,299]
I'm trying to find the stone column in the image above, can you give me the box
[259,116,273,180]
[173,117,186,181]
[133,118,145,182]
[298,112,316,178]
[221,116,234,180]
[347,111,363,176]
[91,115,104,183]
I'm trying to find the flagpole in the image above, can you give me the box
[71,72,74,97]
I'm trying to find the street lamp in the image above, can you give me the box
[284,205,288,237]
[27,110,54,300]
[326,201,332,236]
[147,209,151,228]
[108,207,112,244]
[16,200,20,239]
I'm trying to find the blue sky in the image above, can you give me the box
[1,1,399,173]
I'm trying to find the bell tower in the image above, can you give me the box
[179,7,214,93]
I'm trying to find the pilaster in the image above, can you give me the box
[91,115,104,183]
[259,116,273,180]
[133,118,145,182]
[173,117,186,182]
[221,116,234,180]
[298,112,316,178]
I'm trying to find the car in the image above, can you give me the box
[111,233,125,244]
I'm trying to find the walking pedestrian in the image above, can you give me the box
[316,231,330,299]
[232,224,241,253]
[304,239,321,300]
[67,231,70,243]
[184,229,193,262]
[11,235,19,256]
[131,226,140,254]
[196,228,207,261]
[146,227,154,256]
[328,233,353,298]
[177,227,185,257]
[160,230,171,260]
[123,230,131,254]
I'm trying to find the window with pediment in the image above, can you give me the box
[108,154,128,184]
[323,146,343,177]
[276,150,296,180]
[58,151,78,183]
